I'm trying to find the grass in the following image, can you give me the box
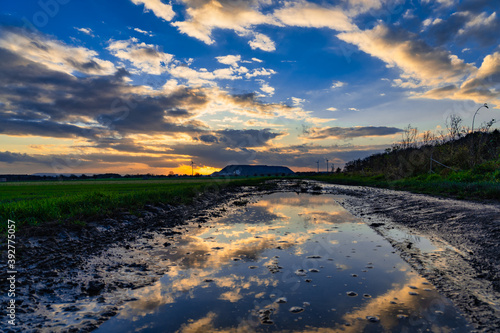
[307,167,500,201]
[0,177,274,233]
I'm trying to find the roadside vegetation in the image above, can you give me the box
[0,177,273,233]
[310,112,500,201]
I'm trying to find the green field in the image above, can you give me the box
[0,177,273,232]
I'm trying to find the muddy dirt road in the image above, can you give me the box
[2,179,499,332]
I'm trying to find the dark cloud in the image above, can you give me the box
[0,45,208,140]
[0,119,101,139]
[195,129,283,147]
[0,151,46,164]
[217,129,283,147]
[306,126,403,140]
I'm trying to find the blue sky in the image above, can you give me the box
[0,0,499,174]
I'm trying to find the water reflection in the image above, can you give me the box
[96,193,470,332]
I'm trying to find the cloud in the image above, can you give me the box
[197,129,283,148]
[337,24,476,88]
[248,32,275,51]
[326,107,338,111]
[332,80,346,89]
[107,38,173,75]
[305,126,403,140]
[273,0,355,32]
[291,97,306,106]
[0,28,115,76]
[259,81,275,96]
[74,27,94,36]
[423,9,499,47]
[421,0,457,8]
[172,0,278,45]
[215,54,241,67]
[132,27,154,36]
[422,51,500,104]
[130,0,175,21]
[251,57,263,63]
[244,67,276,79]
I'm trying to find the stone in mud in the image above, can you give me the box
[163,242,171,247]
[248,266,258,269]
[87,281,105,296]
[409,291,419,296]
[295,269,307,276]
[62,305,80,312]
[275,297,287,303]
[306,255,322,259]
[309,268,320,273]
[366,316,380,322]
[289,306,305,313]
[346,291,358,297]
[370,223,385,227]
[363,294,372,298]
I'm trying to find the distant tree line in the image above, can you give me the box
[0,173,202,182]
[343,115,499,180]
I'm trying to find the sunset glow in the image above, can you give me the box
[1,0,498,175]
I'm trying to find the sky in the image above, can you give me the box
[0,0,499,175]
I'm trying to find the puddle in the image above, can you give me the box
[94,193,471,332]
[383,228,441,253]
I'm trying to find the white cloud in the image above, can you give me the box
[248,32,275,52]
[172,0,278,45]
[349,107,360,111]
[337,24,476,88]
[0,30,115,76]
[291,97,306,106]
[458,11,497,36]
[259,81,275,96]
[421,0,456,8]
[331,80,346,89]
[107,38,173,75]
[245,67,276,79]
[326,107,338,111]
[215,55,241,67]
[273,0,355,32]
[422,18,443,28]
[462,48,471,53]
[130,0,175,21]
[133,27,154,36]
[252,57,263,63]
[74,27,94,36]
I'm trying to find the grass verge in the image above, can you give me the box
[0,177,274,233]
[306,173,500,201]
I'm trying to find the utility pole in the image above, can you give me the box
[316,160,319,173]
[326,159,329,173]
[191,160,194,176]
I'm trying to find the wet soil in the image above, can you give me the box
[322,182,500,332]
[1,179,499,332]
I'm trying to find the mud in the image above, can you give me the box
[322,182,500,332]
[1,179,499,332]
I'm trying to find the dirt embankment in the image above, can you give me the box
[322,183,500,332]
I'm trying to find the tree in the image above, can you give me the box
[400,124,418,149]
[446,114,466,140]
